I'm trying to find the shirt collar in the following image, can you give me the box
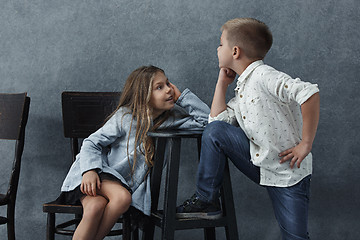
[235,60,264,90]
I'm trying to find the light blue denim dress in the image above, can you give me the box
[60,89,210,215]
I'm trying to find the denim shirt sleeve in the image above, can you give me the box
[78,110,126,175]
[159,88,210,129]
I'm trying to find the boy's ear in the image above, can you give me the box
[232,46,241,59]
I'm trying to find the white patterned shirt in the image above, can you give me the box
[209,60,319,187]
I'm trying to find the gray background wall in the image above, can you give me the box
[1,0,359,239]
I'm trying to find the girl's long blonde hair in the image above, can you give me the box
[108,65,170,177]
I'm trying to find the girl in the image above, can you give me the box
[57,65,210,240]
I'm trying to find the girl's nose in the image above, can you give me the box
[166,85,172,93]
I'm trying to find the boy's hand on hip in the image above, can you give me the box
[218,68,236,86]
[81,170,101,196]
[279,141,312,169]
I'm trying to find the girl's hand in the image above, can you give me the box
[169,82,181,102]
[80,170,101,196]
[279,141,312,169]
[218,68,236,86]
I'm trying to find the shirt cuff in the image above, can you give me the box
[208,110,229,123]
[297,85,319,105]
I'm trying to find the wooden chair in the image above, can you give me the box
[0,93,30,240]
[42,91,133,240]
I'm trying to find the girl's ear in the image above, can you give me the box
[232,46,241,59]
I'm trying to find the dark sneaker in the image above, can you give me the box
[176,194,222,220]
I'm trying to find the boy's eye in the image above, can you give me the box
[156,85,162,90]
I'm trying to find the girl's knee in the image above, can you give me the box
[99,180,132,213]
[109,189,132,212]
[82,196,108,218]
[116,190,132,206]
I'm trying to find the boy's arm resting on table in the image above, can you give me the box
[279,92,320,168]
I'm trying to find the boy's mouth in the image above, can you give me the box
[166,96,174,102]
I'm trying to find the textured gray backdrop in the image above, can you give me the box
[1,0,359,239]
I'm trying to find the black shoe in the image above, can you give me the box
[176,194,222,220]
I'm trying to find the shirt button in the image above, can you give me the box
[243,116,246,119]
[240,94,243,98]
[251,137,254,141]
[284,85,288,88]
[256,153,260,157]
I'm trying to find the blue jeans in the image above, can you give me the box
[196,121,311,240]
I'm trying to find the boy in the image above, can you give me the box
[177,18,319,240]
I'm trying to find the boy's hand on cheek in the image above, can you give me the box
[279,141,312,169]
[169,82,181,102]
[218,68,236,86]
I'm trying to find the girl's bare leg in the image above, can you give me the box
[94,180,132,240]
[73,195,108,240]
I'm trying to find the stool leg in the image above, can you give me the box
[161,137,181,240]
[221,161,239,240]
[123,211,131,240]
[6,200,15,240]
[132,227,139,240]
[46,213,55,240]
[142,223,154,240]
[143,138,167,240]
[204,227,216,240]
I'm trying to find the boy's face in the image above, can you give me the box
[217,30,234,69]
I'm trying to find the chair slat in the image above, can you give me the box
[62,92,121,138]
[0,93,27,140]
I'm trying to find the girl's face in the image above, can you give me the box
[149,72,175,118]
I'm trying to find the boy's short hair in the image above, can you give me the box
[221,18,273,60]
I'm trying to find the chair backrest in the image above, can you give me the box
[0,93,30,201]
[0,93,29,140]
[61,92,121,161]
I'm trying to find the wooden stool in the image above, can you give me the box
[143,129,239,240]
